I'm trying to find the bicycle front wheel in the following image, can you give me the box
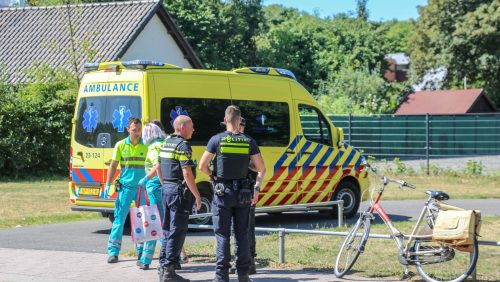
[415,237,479,282]
[334,215,371,278]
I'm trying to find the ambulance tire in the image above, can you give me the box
[331,181,360,219]
[107,213,131,229]
[190,188,213,226]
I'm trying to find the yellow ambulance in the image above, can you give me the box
[69,60,369,224]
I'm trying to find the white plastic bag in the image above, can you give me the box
[129,186,163,244]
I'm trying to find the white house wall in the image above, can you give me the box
[121,14,193,68]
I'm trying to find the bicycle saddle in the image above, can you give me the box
[425,190,449,201]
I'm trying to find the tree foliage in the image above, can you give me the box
[163,0,264,69]
[0,66,77,178]
[410,0,500,104]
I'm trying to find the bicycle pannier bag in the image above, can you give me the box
[432,210,480,247]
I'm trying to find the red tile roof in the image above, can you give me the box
[394,89,491,114]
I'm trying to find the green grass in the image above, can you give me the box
[0,179,99,228]
[185,216,500,281]
[368,173,500,201]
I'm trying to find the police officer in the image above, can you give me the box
[105,117,148,264]
[156,115,202,282]
[199,106,266,282]
[230,117,258,275]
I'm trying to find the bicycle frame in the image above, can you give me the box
[363,181,442,264]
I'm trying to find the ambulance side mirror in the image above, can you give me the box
[337,128,345,148]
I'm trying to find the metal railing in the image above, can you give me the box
[187,224,499,281]
[189,200,345,227]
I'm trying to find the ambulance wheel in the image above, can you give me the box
[107,213,131,229]
[331,180,360,219]
[190,188,213,226]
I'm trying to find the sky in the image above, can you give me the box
[263,0,428,21]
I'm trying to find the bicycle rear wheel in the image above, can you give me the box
[334,215,371,278]
[414,237,478,282]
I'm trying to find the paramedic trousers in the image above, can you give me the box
[213,183,251,281]
[139,177,165,265]
[158,182,190,268]
[107,185,145,256]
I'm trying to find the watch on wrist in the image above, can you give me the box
[254,185,260,192]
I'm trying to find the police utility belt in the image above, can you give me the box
[212,177,253,205]
[165,180,192,203]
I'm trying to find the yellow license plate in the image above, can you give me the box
[79,187,101,196]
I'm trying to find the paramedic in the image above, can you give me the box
[105,117,148,264]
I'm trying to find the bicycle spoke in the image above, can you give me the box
[415,238,478,282]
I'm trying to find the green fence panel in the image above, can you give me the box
[329,114,500,158]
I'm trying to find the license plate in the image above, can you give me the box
[79,187,101,196]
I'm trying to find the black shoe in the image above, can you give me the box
[238,274,251,282]
[107,256,118,263]
[161,265,190,282]
[137,261,150,270]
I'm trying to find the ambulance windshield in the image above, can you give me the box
[75,96,141,148]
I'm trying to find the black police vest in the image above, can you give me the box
[215,133,251,179]
[159,135,186,183]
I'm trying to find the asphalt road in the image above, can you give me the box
[0,199,498,254]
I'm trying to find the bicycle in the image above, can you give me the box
[334,160,479,282]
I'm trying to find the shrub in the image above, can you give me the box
[0,66,77,179]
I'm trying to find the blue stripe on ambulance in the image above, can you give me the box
[302,144,322,173]
[274,135,302,174]
[288,141,311,173]
[316,147,333,172]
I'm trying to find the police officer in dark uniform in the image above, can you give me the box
[199,106,266,282]
[156,115,202,282]
[230,117,258,275]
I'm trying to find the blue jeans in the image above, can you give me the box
[139,177,164,264]
[159,183,190,267]
[213,185,251,281]
[107,186,145,256]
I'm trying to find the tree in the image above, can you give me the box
[356,0,369,21]
[409,0,500,105]
[316,67,409,114]
[163,0,264,70]
[377,20,416,54]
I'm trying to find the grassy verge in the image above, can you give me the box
[184,216,500,281]
[368,173,500,200]
[0,179,99,229]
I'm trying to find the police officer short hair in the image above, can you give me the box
[143,122,167,145]
[127,117,142,127]
[173,115,191,131]
[225,105,241,125]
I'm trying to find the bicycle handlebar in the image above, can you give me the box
[362,159,416,190]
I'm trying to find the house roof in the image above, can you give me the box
[384,52,409,65]
[0,0,203,83]
[394,89,497,115]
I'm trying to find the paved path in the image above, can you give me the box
[0,248,391,282]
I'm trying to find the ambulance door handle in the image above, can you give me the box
[75,151,85,162]
[285,150,295,154]
[303,151,312,155]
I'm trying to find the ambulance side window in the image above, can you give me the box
[160,98,290,147]
[298,104,332,147]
